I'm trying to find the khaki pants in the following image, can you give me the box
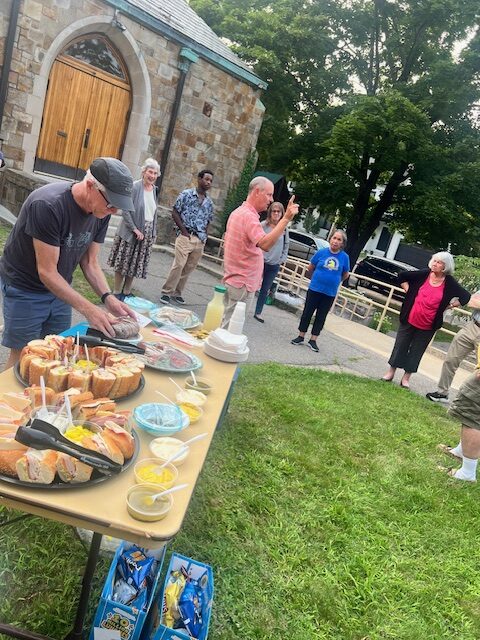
[222,284,254,327]
[438,320,480,395]
[162,234,204,296]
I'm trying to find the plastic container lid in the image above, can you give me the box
[214,285,227,293]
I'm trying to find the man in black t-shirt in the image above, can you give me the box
[0,157,137,369]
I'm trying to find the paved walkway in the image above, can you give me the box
[98,242,469,399]
[0,213,470,399]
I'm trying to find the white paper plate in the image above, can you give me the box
[203,341,249,363]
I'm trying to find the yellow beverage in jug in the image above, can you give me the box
[203,285,226,331]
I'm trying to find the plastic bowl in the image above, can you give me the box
[31,405,71,434]
[176,389,207,407]
[134,459,178,488]
[126,483,173,522]
[178,403,203,424]
[185,376,213,395]
[133,403,189,436]
[149,436,189,466]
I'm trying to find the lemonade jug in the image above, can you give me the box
[203,285,226,331]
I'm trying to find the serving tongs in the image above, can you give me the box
[78,329,145,354]
[15,420,123,475]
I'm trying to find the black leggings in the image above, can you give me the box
[388,322,435,373]
[298,289,335,336]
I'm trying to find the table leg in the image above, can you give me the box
[64,531,103,640]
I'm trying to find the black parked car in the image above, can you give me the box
[351,256,417,296]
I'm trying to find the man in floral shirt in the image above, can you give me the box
[160,170,214,305]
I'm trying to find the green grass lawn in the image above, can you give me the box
[1,364,479,640]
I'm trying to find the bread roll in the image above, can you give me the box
[16,449,58,484]
[25,385,55,408]
[68,370,91,393]
[56,454,93,483]
[48,366,70,393]
[112,317,140,339]
[0,431,28,476]
[19,353,37,381]
[91,369,116,398]
[103,421,135,459]
[108,368,134,399]
[27,339,58,360]
[82,432,124,465]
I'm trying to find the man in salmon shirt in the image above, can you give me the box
[222,176,298,325]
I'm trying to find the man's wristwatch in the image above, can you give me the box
[101,292,114,304]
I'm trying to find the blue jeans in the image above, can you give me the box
[1,280,72,349]
[255,262,280,316]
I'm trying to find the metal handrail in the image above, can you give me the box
[201,235,472,337]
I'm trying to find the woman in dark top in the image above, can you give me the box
[107,158,160,299]
[382,252,471,389]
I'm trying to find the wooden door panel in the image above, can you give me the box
[77,78,130,170]
[37,61,93,167]
[36,56,130,176]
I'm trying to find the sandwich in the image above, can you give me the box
[90,368,116,398]
[68,370,91,393]
[56,453,93,483]
[76,397,116,421]
[26,339,58,360]
[88,410,131,430]
[16,449,58,484]
[52,387,81,407]
[25,385,55,408]
[108,367,134,399]
[0,403,29,426]
[0,392,32,413]
[81,431,124,465]
[19,352,38,380]
[0,430,28,476]
[102,421,135,459]
[48,365,71,392]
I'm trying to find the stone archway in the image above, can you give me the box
[23,15,151,176]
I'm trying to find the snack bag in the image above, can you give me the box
[178,581,203,638]
[162,570,186,627]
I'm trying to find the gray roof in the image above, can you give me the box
[125,0,257,77]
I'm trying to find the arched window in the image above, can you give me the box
[62,36,127,80]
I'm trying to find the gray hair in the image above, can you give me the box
[248,176,270,193]
[84,169,105,192]
[429,251,455,275]
[331,228,347,247]
[141,157,160,174]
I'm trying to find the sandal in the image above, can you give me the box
[437,443,462,461]
[437,465,476,482]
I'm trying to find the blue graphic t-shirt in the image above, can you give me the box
[309,247,350,297]
[0,182,109,292]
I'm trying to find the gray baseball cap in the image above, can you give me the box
[90,157,134,211]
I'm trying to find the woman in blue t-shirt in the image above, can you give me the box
[291,230,350,352]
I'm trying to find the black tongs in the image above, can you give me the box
[78,328,145,354]
[15,420,123,475]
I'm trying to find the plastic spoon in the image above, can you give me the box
[168,377,183,393]
[181,432,208,447]
[155,390,176,406]
[38,376,48,419]
[156,445,189,469]
[142,483,189,507]
[190,370,198,386]
[64,392,73,426]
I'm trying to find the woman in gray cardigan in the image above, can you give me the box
[107,158,160,299]
[254,202,290,323]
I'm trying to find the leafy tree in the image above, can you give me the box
[191,0,480,263]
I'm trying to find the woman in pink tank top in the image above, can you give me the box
[381,252,471,389]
